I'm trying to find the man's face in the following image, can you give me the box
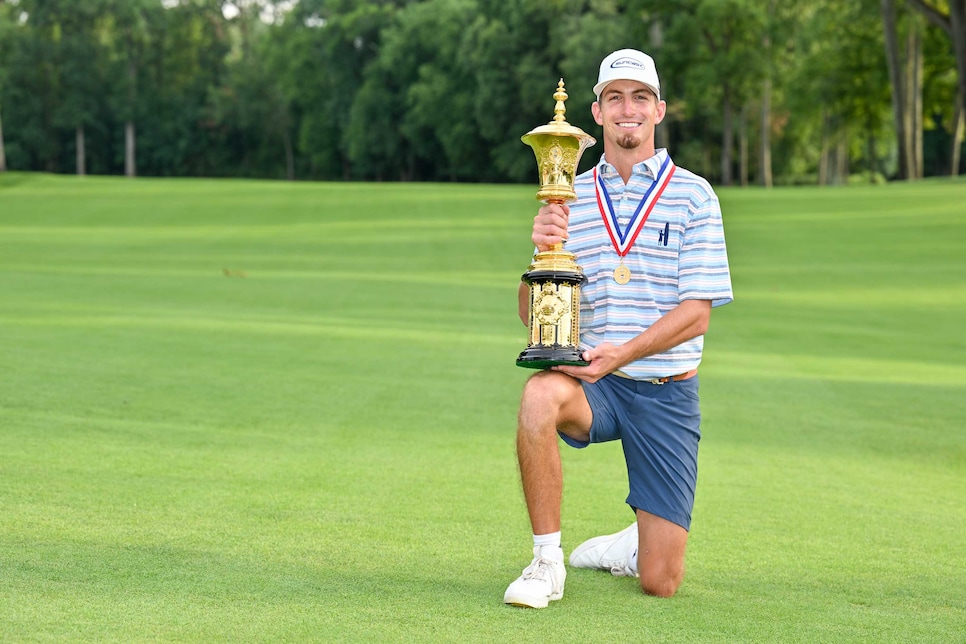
[592,80,666,151]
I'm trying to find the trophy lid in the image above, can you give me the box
[521,79,596,150]
[522,79,596,204]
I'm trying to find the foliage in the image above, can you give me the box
[0,0,962,181]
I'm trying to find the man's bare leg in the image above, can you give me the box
[515,370,593,534]
[635,509,689,598]
[504,371,592,608]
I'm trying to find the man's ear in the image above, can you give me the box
[654,99,667,125]
[591,101,603,126]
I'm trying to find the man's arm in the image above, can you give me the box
[553,299,711,383]
[617,298,711,362]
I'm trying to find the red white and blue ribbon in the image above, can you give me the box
[594,156,676,257]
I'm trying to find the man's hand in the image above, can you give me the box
[551,343,626,384]
[533,203,570,251]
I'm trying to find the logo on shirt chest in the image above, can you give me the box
[609,219,672,249]
[657,221,671,246]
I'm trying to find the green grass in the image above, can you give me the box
[1,171,964,642]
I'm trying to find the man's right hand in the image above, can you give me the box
[532,203,571,251]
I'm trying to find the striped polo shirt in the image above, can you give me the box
[564,149,733,380]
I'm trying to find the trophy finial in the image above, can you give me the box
[553,79,568,124]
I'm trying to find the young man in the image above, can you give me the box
[504,49,733,608]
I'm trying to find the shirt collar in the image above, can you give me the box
[596,148,669,180]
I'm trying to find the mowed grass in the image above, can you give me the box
[0,171,963,642]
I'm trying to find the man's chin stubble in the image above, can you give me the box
[617,134,641,150]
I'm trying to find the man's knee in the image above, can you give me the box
[520,371,573,419]
[639,565,684,598]
[522,370,574,402]
[634,510,688,598]
[519,371,589,439]
[519,372,567,435]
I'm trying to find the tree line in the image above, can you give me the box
[0,0,963,186]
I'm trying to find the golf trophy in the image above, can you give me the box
[516,79,596,369]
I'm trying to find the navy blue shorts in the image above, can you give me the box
[559,374,701,531]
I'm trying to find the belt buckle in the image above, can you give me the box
[646,377,668,385]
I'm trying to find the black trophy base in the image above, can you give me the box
[516,345,589,370]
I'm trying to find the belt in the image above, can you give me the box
[644,369,698,385]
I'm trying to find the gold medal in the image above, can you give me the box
[595,158,676,289]
[613,263,631,284]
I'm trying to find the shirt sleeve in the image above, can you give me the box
[678,185,734,308]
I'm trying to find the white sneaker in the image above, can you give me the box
[503,545,566,608]
[569,523,639,577]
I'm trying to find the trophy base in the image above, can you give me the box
[516,346,589,370]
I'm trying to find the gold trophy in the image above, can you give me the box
[517,79,596,369]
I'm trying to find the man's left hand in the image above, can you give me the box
[551,343,625,384]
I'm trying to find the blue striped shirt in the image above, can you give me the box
[565,150,733,379]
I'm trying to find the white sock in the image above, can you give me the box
[533,531,561,550]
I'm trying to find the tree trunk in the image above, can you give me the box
[819,112,849,185]
[881,0,913,180]
[0,106,6,172]
[739,103,749,187]
[125,122,136,177]
[759,75,773,187]
[907,24,924,179]
[759,0,775,188]
[868,134,878,182]
[125,58,137,178]
[282,128,294,181]
[836,134,848,184]
[819,111,830,186]
[951,89,964,175]
[703,139,713,180]
[721,92,733,186]
[76,125,86,176]
[822,124,847,185]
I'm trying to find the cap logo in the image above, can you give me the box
[610,57,646,70]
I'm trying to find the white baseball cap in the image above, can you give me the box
[593,49,661,101]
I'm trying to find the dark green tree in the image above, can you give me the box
[464,0,608,182]
[267,0,401,180]
[210,1,292,178]
[346,0,475,180]
[145,0,231,177]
